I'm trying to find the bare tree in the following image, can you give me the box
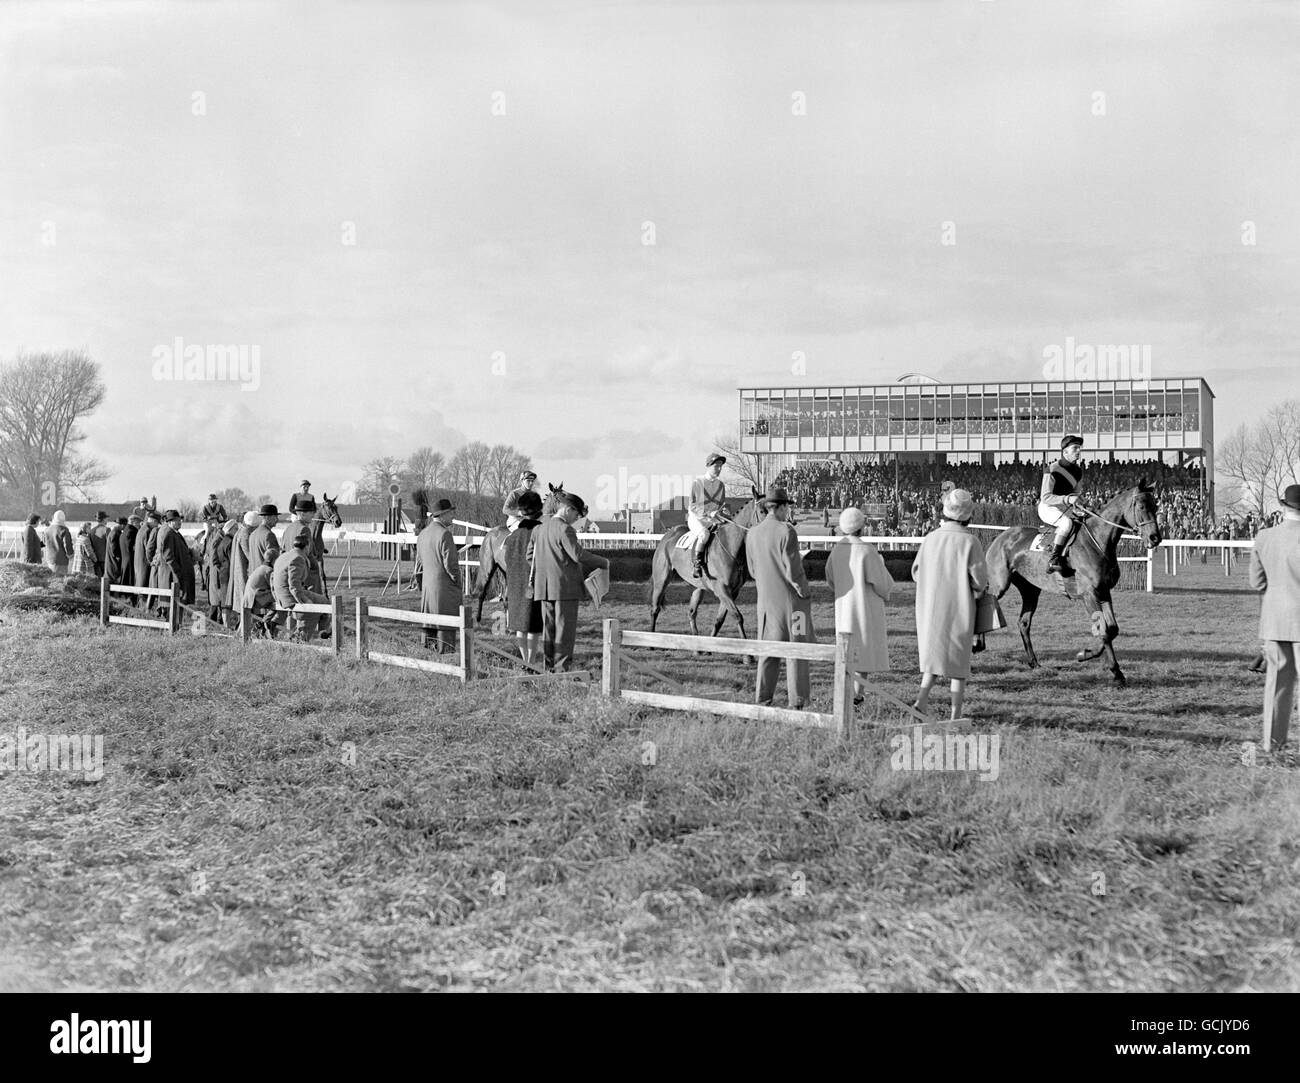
[444,446,469,496]
[0,349,110,508]
[356,455,406,503]
[404,446,445,492]
[1219,412,1294,516]
[712,432,762,494]
[213,487,255,516]
[487,444,532,497]
[459,440,492,497]
[60,453,112,502]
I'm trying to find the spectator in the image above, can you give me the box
[528,490,609,672]
[242,550,279,638]
[75,523,95,575]
[23,514,43,564]
[273,534,328,642]
[1248,484,1300,753]
[501,490,545,666]
[417,498,460,654]
[745,485,815,709]
[90,511,110,576]
[825,507,895,704]
[911,488,988,721]
[45,511,74,574]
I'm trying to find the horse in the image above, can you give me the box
[307,491,343,607]
[648,488,765,639]
[976,481,1162,683]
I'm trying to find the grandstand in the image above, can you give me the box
[738,375,1217,535]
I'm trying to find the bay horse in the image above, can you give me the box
[648,488,764,639]
[976,481,1161,683]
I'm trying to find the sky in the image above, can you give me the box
[1,0,1296,510]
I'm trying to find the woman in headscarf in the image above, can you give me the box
[225,511,259,630]
[501,489,545,665]
[74,523,96,575]
[825,507,895,705]
[911,488,988,720]
[45,510,74,573]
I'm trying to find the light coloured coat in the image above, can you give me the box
[825,536,894,673]
[911,520,988,679]
[1250,519,1300,641]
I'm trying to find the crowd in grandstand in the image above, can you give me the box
[768,458,1277,539]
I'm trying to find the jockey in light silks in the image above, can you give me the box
[1040,434,1086,575]
[688,452,729,578]
[502,470,539,532]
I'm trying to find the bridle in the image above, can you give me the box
[1076,493,1159,548]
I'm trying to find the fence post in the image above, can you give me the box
[602,619,622,698]
[168,584,179,635]
[331,594,344,656]
[459,604,473,683]
[832,632,853,739]
[1146,550,1153,593]
[241,607,252,645]
[100,576,110,626]
[355,597,368,661]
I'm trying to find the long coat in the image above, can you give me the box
[206,531,231,605]
[911,520,988,679]
[23,525,42,563]
[177,533,196,604]
[151,524,185,600]
[417,520,460,618]
[249,524,281,571]
[1249,519,1300,641]
[745,514,814,642]
[825,536,894,673]
[502,517,543,634]
[90,524,108,570]
[226,523,254,609]
[118,524,137,587]
[45,524,73,571]
[106,525,123,582]
[529,516,596,602]
[134,523,154,596]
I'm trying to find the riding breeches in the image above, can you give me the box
[1038,504,1074,544]
[686,511,711,550]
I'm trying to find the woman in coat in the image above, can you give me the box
[206,521,234,622]
[501,490,545,665]
[23,514,43,563]
[134,513,157,606]
[44,510,74,573]
[911,488,988,720]
[825,507,895,704]
[225,511,258,630]
[74,523,96,575]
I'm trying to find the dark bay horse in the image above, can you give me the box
[649,489,764,639]
[977,481,1161,683]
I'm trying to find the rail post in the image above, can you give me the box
[458,604,473,683]
[168,583,179,635]
[602,618,622,697]
[831,632,853,739]
[331,594,344,655]
[100,576,110,626]
[241,606,252,644]
[355,597,368,661]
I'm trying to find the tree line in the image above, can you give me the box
[1218,400,1300,515]
[356,442,533,525]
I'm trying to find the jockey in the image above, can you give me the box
[502,470,539,531]
[1040,434,1086,574]
[688,452,729,578]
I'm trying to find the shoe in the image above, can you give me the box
[692,559,705,579]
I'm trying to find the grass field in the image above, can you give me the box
[0,554,1296,992]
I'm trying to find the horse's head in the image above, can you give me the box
[730,486,767,528]
[319,492,343,529]
[544,481,566,517]
[1124,479,1161,548]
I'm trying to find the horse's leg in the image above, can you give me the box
[1098,594,1125,683]
[1014,575,1042,669]
[688,587,704,640]
[649,550,670,632]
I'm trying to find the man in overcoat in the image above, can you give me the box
[745,485,815,708]
[249,504,282,572]
[272,534,327,641]
[417,499,460,653]
[1249,483,1300,752]
[280,498,330,637]
[527,490,609,672]
[23,514,43,564]
[134,510,159,605]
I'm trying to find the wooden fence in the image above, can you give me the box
[100,580,179,633]
[355,601,474,682]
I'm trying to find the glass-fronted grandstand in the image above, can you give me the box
[739,376,1214,499]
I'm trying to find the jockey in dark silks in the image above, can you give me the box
[1039,434,1085,575]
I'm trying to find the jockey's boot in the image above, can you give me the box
[692,554,706,580]
[1046,543,1066,575]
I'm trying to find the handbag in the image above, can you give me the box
[974,591,1007,634]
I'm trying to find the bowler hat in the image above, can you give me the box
[259,503,279,516]
[1280,484,1300,511]
[96,510,108,520]
[1061,434,1083,451]
[432,498,455,514]
[163,509,181,521]
[760,485,792,508]
[292,533,310,548]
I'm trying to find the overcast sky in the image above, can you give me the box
[1,0,1296,510]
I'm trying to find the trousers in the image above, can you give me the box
[1038,503,1075,545]
[541,598,580,671]
[1262,640,1297,750]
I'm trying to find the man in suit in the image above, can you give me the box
[119,515,138,589]
[151,510,190,617]
[105,517,125,583]
[242,551,279,638]
[746,484,815,709]
[1248,483,1300,753]
[134,510,159,605]
[527,490,609,672]
[280,497,330,638]
[417,498,460,653]
[249,503,282,571]
[273,534,327,641]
